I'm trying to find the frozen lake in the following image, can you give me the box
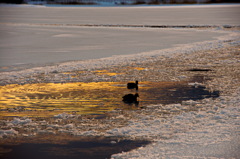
[0,5,239,68]
[0,25,227,68]
[1,4,240,25]
[0,5,239,159]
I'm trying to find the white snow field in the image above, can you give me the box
[110,92,240,158]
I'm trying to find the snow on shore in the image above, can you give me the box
[111,91,240,158]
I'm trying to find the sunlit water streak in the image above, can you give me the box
[0,81,219,118]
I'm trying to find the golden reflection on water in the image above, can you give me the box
[0,81,186,118]
[0,82,123,117]
[132,67,146,70]
[93,70,124,76]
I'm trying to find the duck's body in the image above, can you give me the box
[122,93,139,103]
[127,81,138,90]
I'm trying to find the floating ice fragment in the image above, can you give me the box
[195,114,206,118]
[37,130,55,135]
[153,119,161,124]
[81,130,97,136]
[188,82,205,88]
[110,141,117,144]
[220,110,227,114]
[212,115,223,120]
[11,118,32,125]
[22,134,29,137]
[182,100,197,106]
[206,110,216,114]
[64,124,74,129]
[178,75,187,79]
[54,113,75,119]
[47,124,60,129]
[0,129,18,138]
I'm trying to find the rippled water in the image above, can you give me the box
[0,81,219,118]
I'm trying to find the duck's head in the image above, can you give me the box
[135,93,139,97]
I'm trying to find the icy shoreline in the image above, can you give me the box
[111,93,240,158]
[0,27,239,85]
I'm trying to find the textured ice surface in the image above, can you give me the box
[111,90,240,158]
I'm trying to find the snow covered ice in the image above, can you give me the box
[111,94,240,158]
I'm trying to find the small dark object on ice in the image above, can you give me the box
[122,93,139,104]
[187,68,212,72]
[127,81,138,90]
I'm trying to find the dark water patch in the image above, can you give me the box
[139,82,219,105]
[187,68,213,72]
[0,137,150,159]
[20,23,237,29]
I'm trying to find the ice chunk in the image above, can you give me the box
[64,124,74,129]
[0,129,18,138]
[11,118,32,125]
[54,113,75,119]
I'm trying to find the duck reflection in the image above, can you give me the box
[122,93,139,106]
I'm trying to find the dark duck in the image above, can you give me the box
[122,93,139,104]
[127,80,138,91]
